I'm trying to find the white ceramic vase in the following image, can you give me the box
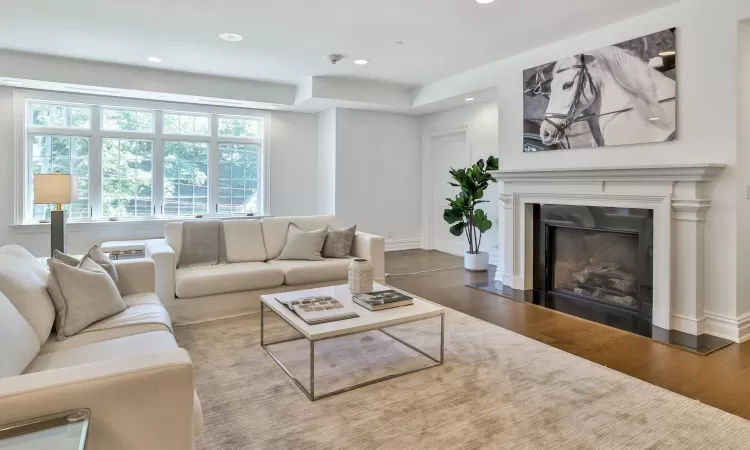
[464,252,489,272]
[348,258,374,294]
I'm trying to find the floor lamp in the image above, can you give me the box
[34,172,78,257]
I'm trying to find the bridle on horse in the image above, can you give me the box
[542,54,597,149]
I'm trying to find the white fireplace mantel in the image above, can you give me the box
[489,163,726,338]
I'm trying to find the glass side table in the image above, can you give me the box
[0,409,90,450]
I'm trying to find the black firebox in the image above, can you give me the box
[533,204,654,337]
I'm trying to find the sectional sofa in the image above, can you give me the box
[146,215,385,325]
[0,245,202,450]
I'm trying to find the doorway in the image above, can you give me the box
[430,131,468,255]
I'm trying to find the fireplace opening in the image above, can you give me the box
[534,205,654,336]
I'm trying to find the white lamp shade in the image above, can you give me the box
[33,173,79,204]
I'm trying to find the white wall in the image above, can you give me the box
[317,109,336,215]
[268,111,318,216]
[0,86,320,256]
[335,109,422,241]
[420,101,499,260]
[484,0,750,321]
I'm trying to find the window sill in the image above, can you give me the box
[10,215,266,234]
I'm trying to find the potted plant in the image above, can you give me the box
[443,156,499,271]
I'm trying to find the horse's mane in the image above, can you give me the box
[588,46,670,128]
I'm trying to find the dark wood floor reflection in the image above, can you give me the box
[385,249,750,420]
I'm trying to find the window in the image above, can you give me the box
[21,96,264,223]
[218,143,259,214]
[218,116,260,137]
[164,141,209,216]
[102,108,154,133]
[29,135,90,220]
[164,113,210,136]
[102,139,153,218]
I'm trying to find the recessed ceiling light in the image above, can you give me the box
[148,57,162,63]
[2,80,22,86]
[354,59,369,65]
[658,50,676,57]
[649,117,660,121]
[219,33,243,42]
[465,97,475,102]
[476,0,496,3]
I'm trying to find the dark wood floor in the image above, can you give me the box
[385,249,750,420]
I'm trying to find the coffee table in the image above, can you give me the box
[260,284,445,401]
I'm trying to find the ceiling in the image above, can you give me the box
[0,0,680,87]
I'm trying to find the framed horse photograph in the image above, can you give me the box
[523,28,676,152]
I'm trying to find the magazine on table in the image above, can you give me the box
[276,295,359,325]
[352,290,413,311]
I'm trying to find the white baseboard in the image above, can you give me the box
[670,313,706,336]
[385,238,421,252]
[704,311,750,343]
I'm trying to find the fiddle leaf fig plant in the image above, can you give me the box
[443,156,499,254]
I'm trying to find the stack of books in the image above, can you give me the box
[275,296,359,325]
[353,290,413,311]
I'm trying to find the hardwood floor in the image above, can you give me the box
[385,249,750,420]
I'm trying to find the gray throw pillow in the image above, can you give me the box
[47,256,126,340]
[322,225,356,258]
[276,223,327,261]
[53,246,119,290]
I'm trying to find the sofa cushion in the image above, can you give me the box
[266,258,353,286]
[261,215,337,260]
[25,331,177,374]
[222,219,267,263]
[175,262,284,298]
[0,291,40,378]
[39,294,171,354]
[322,224,357,258]
[0,245,56,344]
[165,222,184,262]
[47,256,127,340]
[276,224,327,261]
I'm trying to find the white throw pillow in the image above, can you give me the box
[47,256,127,340]
[276,223,328,261]
[0,245,56,344]
[0,291,40,378]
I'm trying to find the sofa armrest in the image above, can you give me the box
[114,258,156,296]
[351,231,385,283]
[145,239,176,303]
[0,349,197,450]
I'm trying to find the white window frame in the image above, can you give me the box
[13,90,270,226]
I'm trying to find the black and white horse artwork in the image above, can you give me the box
[523,29,676,152]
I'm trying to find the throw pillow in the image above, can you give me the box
[53,246,119,290]
[322,224,357,258]
[47,255,126,340]
[276,223,327,261]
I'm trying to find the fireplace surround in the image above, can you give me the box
[481,164,732,352]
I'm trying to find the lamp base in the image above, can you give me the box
[50,210,68,257]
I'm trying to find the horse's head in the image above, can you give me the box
[540,54,597,146]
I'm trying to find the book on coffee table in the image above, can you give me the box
[352,290,414,311]
[275,295,359,325]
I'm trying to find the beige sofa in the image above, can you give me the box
[0,245,202,450]
[146,215,385,325]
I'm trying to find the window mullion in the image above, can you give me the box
[209,114,219,216]
[153,111,164,217]
[90,106,102,219]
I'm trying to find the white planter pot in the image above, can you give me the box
[464,252,489,272]
[348,258,374,294]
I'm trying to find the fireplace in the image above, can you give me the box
[533,205,654,336]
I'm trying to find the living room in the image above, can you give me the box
[2,0,750,448]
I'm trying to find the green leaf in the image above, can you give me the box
[477,159,485,170]
[449,222,466,237]
[486,156,499,171]
[443,208,463,224]
[448,182,460,187]
[473,209,492,234]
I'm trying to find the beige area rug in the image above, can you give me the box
[175,308,750,449]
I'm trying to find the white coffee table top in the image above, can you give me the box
[261,284,445,341]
